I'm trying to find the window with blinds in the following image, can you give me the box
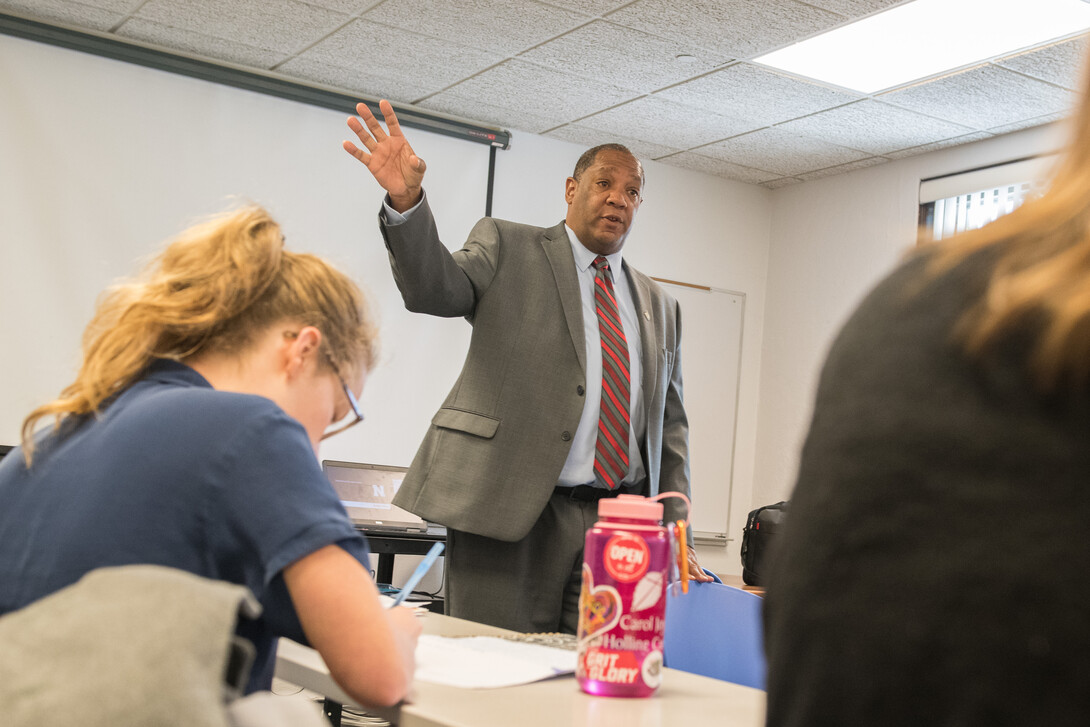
[917,156,1054,243]
[920,183,1035,241]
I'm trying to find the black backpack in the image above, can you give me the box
[740,501,789,586]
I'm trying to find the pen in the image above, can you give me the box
[389,541,445,607]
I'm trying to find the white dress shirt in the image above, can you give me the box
[382,195,647,488]
[556,225,646,488]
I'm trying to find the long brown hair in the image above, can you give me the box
[926,58,1090,391]
[21,205,377,463]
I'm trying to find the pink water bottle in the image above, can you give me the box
[576,493,683,698]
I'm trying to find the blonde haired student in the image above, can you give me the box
[0,205,420,707]
[764,51,1090,727]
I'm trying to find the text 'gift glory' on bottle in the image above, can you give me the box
[576,492,690,698]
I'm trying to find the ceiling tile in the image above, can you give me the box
[698,126,870,176]
[544,124,682,161]
[994,35,1088,91]
[795,155,888,181]
[133,0,348,54]
[533,0,630,14]
[605,0,844,58]
[761,176,804,189]
[9,0,140,13]
[117,19,290,68]
[0,0,126,30]
[880,64,1076,131]
[283,18,503,98]
[362,0,587,55]
[656,62,859,126]
[426,59,638,120]
[302,0,383,13]
[798,0,905,18]
[660,151,780,184]
[417,92,559,134]
[275,56,436,104]
[775,99,974,155]
[518,20,728,93]
[883,131,993,159]
[987,112,1067,136]
[577,95,762,149]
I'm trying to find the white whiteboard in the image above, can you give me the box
[657,283,745,539]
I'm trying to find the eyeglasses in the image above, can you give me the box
[282,331,365,440]
[321,351,364,441]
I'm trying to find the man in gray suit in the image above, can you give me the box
[344,100,710,633]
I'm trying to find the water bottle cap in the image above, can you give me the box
[598,493,663,521]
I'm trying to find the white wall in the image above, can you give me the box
[752,122,1068,509]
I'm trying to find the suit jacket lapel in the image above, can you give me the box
[541,222,587,373]
[624,262,659,417]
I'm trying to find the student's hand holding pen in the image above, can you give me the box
[384,604,423,692]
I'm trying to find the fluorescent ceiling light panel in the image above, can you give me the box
[753,0,1090,94]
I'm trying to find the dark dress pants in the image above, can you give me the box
[444,490,601,633]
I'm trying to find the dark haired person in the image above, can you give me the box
[343,100,710,633]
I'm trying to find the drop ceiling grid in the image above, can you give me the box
[601,0,848,59]
[878,64,1078,131]
[697,126,874,177]
[130,0,353,54]
[360,0,591,57]
[280,17,507,101]
[1,0,126,30]
[1,0,1085,188]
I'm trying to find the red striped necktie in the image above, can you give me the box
[592,256,630,490]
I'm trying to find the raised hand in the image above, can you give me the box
[344,99,426,212]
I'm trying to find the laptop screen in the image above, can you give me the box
[322,460,428,533]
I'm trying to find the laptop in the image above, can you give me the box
[322,460,429,534]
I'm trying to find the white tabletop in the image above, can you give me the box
[275,611,765,727]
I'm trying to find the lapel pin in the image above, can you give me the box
[643,311,650,320]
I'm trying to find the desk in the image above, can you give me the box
[275,612,765,727]
[720,573,766,598]
[364,527,446,586]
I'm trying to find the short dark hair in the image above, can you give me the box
[573,143,645,187]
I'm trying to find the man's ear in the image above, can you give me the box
[564,176,577,204]
[284,326,323,378]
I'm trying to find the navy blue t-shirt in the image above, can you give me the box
[0,360,371,692]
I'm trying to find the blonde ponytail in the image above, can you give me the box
[21,205,376,463]
[923,53,1090,392]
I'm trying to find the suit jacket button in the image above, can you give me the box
[561,431,571,441]
[576,385,585,396]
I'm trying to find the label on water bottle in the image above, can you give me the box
[577,528,668,697]
[581,648,648,686]
[603,533,650,582]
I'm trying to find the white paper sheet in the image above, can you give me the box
[414,635,577,688]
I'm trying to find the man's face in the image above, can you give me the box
[564,149,644,256]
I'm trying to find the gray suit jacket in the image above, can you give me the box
[380,197,691,542]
